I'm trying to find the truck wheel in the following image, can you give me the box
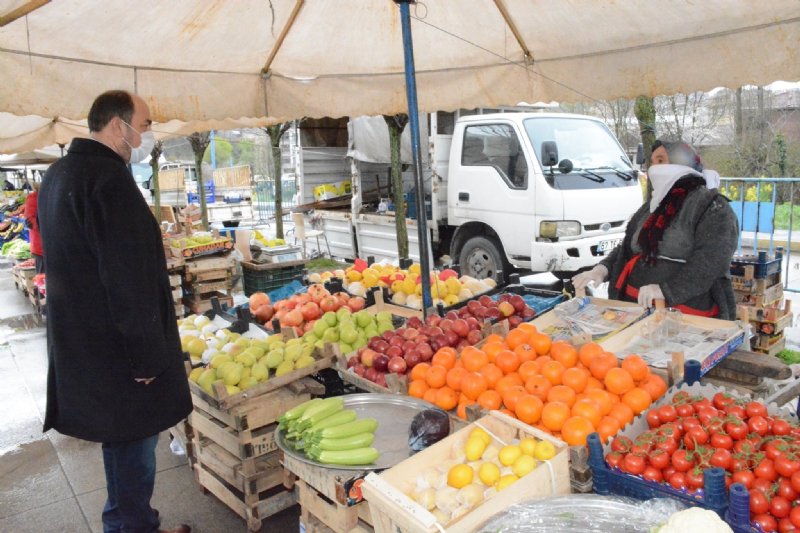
[459,236,506,281]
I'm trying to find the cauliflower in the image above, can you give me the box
[657,507,732,533]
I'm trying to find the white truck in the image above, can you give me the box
[298,111,643,278]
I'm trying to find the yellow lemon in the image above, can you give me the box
[496,474,519,491]
[447,464,474,489]
[534,440,557,461]
[498,445,522,467]
[362,272,379,287]
[444,294,460,306]
[478,462,501,486]
[391,280,404,294]
[408,263,421,275]
[512,455,537,477]
[445,277,462,296]
[346,269,362,282]
[519,437,538,457]
[401,277,417,295]
[469,427,492,446]
[465,436,488,461]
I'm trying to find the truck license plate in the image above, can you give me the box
[597,239,622,253]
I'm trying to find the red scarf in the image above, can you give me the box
[638,176,705,264]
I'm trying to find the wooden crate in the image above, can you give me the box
[365,289,423,319]
[184,291,234,315]
[169,418,196,467]
[753,335,787,356]
[184,254,237,281]
[731,270,781,294]
[13,266,35,295]
[362,411,570,533]
[297,480,373,533]
[734,282,783,307]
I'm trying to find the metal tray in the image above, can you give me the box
[275,393,447,471]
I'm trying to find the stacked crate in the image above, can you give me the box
[166,256,185,318]
[731,251,790,356]
[189,376,325,532]
[183,254,236,314]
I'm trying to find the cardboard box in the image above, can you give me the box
[313,180,352,201]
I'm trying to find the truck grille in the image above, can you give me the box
[584,220,624,231]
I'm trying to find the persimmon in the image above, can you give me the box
[561,367,589,393]
[621,354,649,382]
[604,367,635,395]
[408,379,429,399]
[550,341,578,368]
[495,375,522,396]
[461,346,489,372]
[640,374,668,401]
[622,387,652,415]
[495,350,521,374]
[423,387,438,404]
[483,333,505,345]
[514,394,543,425]
[432,348,457,370]
[572,398,602,428]
[425,364,448,389]
[505,328,531,350]
[547,384,577,407]
[477,389,502,410]
[585,388,614,416]
[589,352,618,380]
[578,342,604,367]
[478,363,503,388]
[445,367,468,392]
[540,360,566,386]
[518,360,541,383]
[461,372,489,401]
[597,416,622,443]
[503,372,524,387]
[410,362,430,382]
[501,385,527,411]
[541,401,571,432]
[608,402,635,427]
[482,341,507,363]
[435,387,458,411]
[561,416,595,446]
[530,333,552,356]
[514,343,537,363]
[524,375,552,400]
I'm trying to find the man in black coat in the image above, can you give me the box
[38,90,192,533]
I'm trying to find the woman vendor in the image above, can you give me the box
[572,140,739,319]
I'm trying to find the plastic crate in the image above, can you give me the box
[730,251,782,279]
[725,484,763,533]
[241,261,306,296]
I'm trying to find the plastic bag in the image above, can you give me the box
[476,494,686,533]
[408,409,450,452]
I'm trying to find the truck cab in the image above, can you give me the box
[446,113,642,279]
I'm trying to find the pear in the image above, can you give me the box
[251,363,268,382]
[338,342,354,356]
[303,332,319,346]
[210,353,233,369]
[376,311,392,323]
[188,367,205,382]
[336,308,352,322]
[223,364,243,386]
[339,326,358,345]
[235,353,256,368]
[239,366,251,382]
[186,337,207,359]
[197,368,216,389]
[243,346,265,359]
[355,311,374,329]
[263,350,284,369]
[322,328,340,344]
[313,319,329,338]
[275,361,294,377]
[323,311,338,327]
[377,321,394,334]
[284,344,303,362]
[295,355,315,369]
[239,376,259,391]
[224,384,241,396]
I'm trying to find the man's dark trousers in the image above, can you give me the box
[101,434,160,533]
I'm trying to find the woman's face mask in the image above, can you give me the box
[121,120,155,163]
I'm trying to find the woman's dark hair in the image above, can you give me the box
[651,139,703,172]
[87,90,134,132]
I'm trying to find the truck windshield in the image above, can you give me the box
[524,117,636,190]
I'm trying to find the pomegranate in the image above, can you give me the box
[248,292,270,311]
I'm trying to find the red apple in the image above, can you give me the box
[360,348,377,367]
[402,328,420,340]
[438,319,454,331]
[404,350,422,368]
[509,294,526,313]
[445,310,459,321]
[389,336,405,348]
[406,316,423,329]
[386,346,403,359]
[466,329,483,345]
[347,355,360,368]
[498,301,515,317]
[375,372,388,387]
[452,319,470,338]
[417,343,434,361]
[372,340,390,354]
[444,330,460,347]
[456,340,470,351]
[401,340,417,353]
[509,316,524,328]
[425,314,441,327]
[485,307,502,320]
[465,317,481,331]
[365,367,379,382]
[353,363,366,377]
[388,356,408,374]
[522,307,536,319]
[373,354,390,373]
[478,295,493,306]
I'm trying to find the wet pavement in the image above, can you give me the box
[0,261,299,532]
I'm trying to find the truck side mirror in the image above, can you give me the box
[541,141,558,167]
[635,143,645,165]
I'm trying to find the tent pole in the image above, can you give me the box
[397,0,433,315]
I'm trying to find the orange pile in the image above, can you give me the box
[408,323,667,446]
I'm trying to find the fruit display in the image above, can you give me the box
[407,322,668,444]
[252,229,285,248]
[604,390,800,533]
[345,313,493,388]
[407,425,560,524]
[278,397,380,466]
[0,220,26,244]
[440,292,537,328]
[247,284,366,333]
[308,259,497,310]
[1,237,30,258]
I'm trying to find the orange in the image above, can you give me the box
[479,363,504,388]
[410,362,430,382]
[585,376,604,391]
[495,375,521,396]
[585,389,614,416]
[495,350,521,375]
[571,398,602,428]
[425,365,448,389]
[457,398,476,420]
[446,367,468,391]
[561,367,589,393]
[432,348,457,370]
[461,346,489,372]
[514,394,543,425]
[502,385,527,411]
[483,333,505,345]
[561,416,595,446]
[525,375,552,400]
[540,360,566,386]
[608,402,635,427]
[435,386,458,411]
[477,389,502,410]
[597,416,622,443]
[640,374,668,401]
[530,333,552,356]
[504,372,524,387]
[621,355,649,382]
[547,384,577,407]
[482,341,507,363]
[514,343,537,363]
[518,360,541,383]
[505,328,531,350]
[423,387,438,404]
[541,401,571,432]
[499,408,516,418]
[604,368,635,395]
[578,342,604,367]
[622,387,652,415]
[589,353,618,380]
[408,379,429,399]
[461,372,489,401]
[516,323,538,336]
[550,341,578,368]
[536,355,552,367]
[454,359,464,369]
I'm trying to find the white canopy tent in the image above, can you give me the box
[0,0,799,154]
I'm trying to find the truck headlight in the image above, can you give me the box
[539,220,581,239]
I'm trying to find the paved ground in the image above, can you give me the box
[0,260,299,533]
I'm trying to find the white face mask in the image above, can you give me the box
[121,120,155,163]
[647,164,702,212]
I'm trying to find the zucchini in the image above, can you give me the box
[297,397,345,430]
[302,409,357,437]
[313,418,378,441]
[315,432,375,451]
[278,398,322,425]
[309,447,380,466]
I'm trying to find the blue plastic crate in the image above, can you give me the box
[730,251,782,279]
[725,484,764,533]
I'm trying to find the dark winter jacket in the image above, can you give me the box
[39,138,191,443]
[600,186,739,319]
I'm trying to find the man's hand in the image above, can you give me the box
[135,377,156,385]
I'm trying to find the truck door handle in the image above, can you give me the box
[459,192,470,202]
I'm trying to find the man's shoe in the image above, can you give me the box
[158,526,190,533]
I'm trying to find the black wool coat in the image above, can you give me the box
[39,138,192,443]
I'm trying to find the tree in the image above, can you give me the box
[634,96,656,199]
[265,124,292,239]
[384,114,409,259]
[188,132,211,230]
[149,140,164,223]
[203,137,233,166]
[654,91,728,147]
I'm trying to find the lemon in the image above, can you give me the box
[534,440,557,461]
[478,462,501,486]
[512,455,537,477]
[496,474,519,491]
[469,427,492,446]
[408,263,421,275]
[401,277,417,295]
[465,436,488,461]
[519,437,538,456]
[447,464,474,489]
[498,445,522,467]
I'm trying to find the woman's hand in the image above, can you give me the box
[637,284,664,309]
[572,264,608,290]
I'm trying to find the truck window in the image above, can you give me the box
[461,124,528,189]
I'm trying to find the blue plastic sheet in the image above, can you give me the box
[491,292,565,316]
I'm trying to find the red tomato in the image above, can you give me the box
[675,403,695,417]
[725,421,748,440]
[646,410,661,429]
[713,392,735,410]
[746,401,768,418]
[753,513,778,533]
[773,418,792,436]
[753,477,773,494]
[657,423,682,441]
[693,398,713,410]
[696,406,719,424]
[765,440,787,461]
[605,451,624,469]
[657,404,677,423]
[791,470,800,493]
[655,437,678,455]
[755,458,778,481]
[772,495,792,519]
[622,453,646,475]
[682,417,701,432]
[668,472,687,490]
[686,468,705,490]
[749,415,770,437]
[642,466,663,483]
[751,490,770,514]
[790,505,800,527]
[662,465,676,480]
[672,391,691,404]
[648,449,670,470]
[683,427,709,450]
[725,403,746,419]
[775,455,800,478]
[611,436,632,453]
[671,450,695,472]
[732,469,755,489]
[777,478,798,501]
[731,458,750,472]
[709,448,732,471]
[710,432,733,450]
[778,518,796,533]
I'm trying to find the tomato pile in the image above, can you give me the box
[606,391,800,532]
